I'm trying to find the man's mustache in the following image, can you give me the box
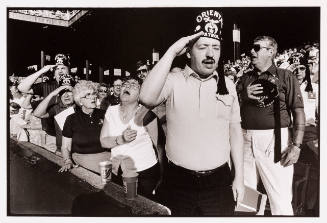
[202,58,215,63]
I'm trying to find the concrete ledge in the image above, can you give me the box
[11,138,171,215]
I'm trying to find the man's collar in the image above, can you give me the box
[252,64,277,77]
[183,65,218,81]
[265,64,278,76]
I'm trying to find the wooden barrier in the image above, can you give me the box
[11,138,171,215]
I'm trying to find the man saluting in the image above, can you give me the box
[140,9,244,216]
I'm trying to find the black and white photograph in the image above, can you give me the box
[1,0,326,222]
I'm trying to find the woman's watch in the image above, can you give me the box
[115,136,121,145]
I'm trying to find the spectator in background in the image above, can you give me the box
[97,83,110,110]
[136,60,167,133]
[100,76,165,200]
[136,60,150,81]
[59,80,109,173]
[306,45,319,84]
[290,43,319,214]
[33,75,75,152]
[294,63,318,155]
[10,84,25,106]
[18,53,74,138]
[9,102,21,118]
[9,84,37,135]
[109,78,122,106]
[18,53,72,98]
[237,36,305,215]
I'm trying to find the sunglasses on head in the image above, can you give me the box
[252,44,271,52]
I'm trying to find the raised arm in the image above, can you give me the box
[140,32,204,107]
[33,85,71,118]
[18,65,56,93]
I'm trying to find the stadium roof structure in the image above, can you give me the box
[8,10,88,27]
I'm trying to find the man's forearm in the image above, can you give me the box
[18,70,43,93]
[33,93,55,117]
[139,49,175,107]
[292,108,305,146]
[229,122,244,180]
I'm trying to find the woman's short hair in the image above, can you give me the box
[73,80,98,106]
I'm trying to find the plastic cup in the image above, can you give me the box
[122,171,138,200]
[99,161,112,184]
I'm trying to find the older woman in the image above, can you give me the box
[59,80,110,173]
[100,76,165,200]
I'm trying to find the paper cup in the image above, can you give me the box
[99,161,112,184]
[122,171,138,200]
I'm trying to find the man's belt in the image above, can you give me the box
[168,161,228,177]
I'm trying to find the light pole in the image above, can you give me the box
[233,24,240,62]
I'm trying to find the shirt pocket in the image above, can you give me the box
[216,94,234,120]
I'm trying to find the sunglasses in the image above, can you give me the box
[297,66,306,71]
[252,44,272,52]
[98,89,108,93]
[137,68,148,74]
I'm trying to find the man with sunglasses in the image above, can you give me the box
[237,36,305,215]
[140,10,244,216]
[97,83,110,110]
[136,60,150,81]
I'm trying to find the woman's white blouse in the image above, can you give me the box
[104,105,157,172]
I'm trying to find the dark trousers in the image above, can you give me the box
[111,163,160,201]
[158,162,235,216]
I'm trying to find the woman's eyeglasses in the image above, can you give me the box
[83,93,97,99]
[122,82,140,89]
[252,44,272,52]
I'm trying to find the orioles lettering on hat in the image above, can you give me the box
[54,53,70,66]
[194,9,223,41]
